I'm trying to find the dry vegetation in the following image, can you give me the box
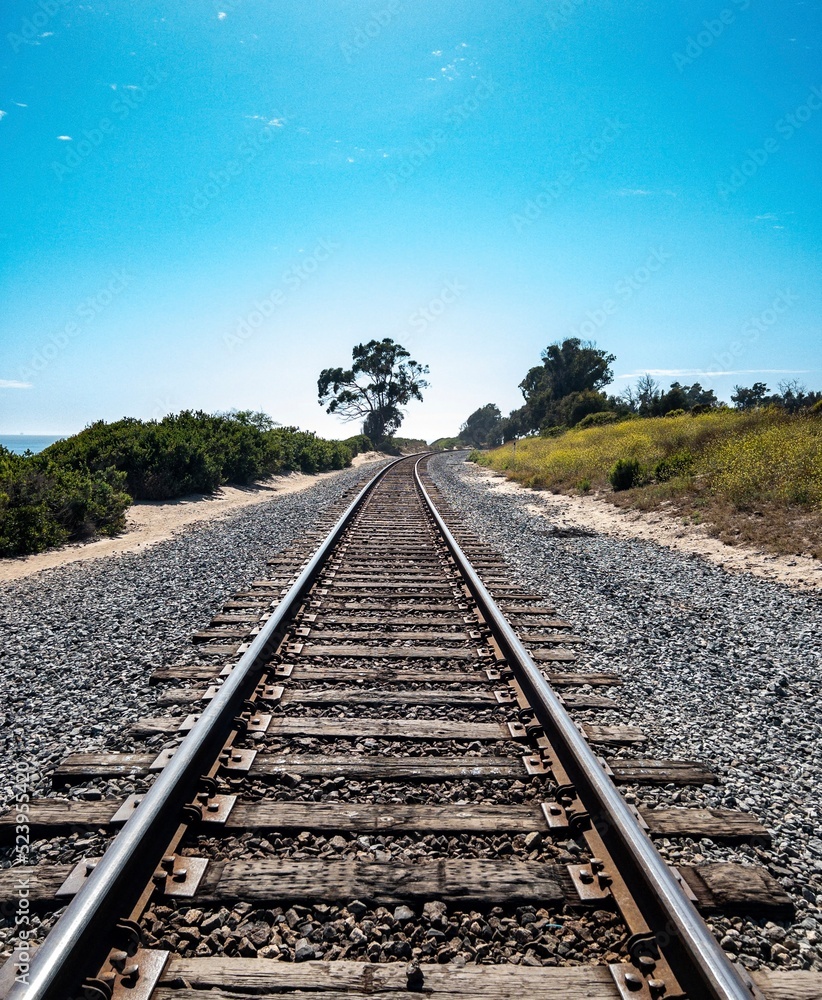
[474,409,822,559]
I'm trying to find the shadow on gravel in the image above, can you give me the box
[537,526,598,539]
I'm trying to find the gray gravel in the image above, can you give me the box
[0,461,389,959]
[142,897,624,966]
[428,453,822,972]
[238,775,548,805]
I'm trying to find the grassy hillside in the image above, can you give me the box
[474,409,822,558]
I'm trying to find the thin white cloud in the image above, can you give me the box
[616,188,677,198]
[14,102,27,107]
[754,213,779,221]
[217,11,227,19]
[57,135,72,141]
[0,110,6,121]
[245,113,286,128]
[0,379,33,389]
[616,368,813,380]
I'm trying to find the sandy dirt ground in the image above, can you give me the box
[478,467,822,592]
[0,453,390,584]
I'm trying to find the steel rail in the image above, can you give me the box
[10,457,404,1000]
[413,457,754,1000]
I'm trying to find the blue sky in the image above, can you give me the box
[1,0,820,439]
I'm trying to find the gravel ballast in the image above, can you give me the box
[2,452,820,976]
[428,453,822,973]
[0,462,397,959]
[0,462,391,791]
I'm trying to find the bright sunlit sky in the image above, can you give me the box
[1,1,821,440]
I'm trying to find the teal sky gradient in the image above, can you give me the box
[1,1,820,438]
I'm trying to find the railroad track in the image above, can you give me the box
[0,455,815,999]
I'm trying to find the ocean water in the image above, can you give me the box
[0,435,64,455]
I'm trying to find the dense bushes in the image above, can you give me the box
[341,434,374,457]
[2,412,358,557]
[43,412,354,500]
[576,411,619,429]
[654,449,695,483]
[429,436,468,451]
[0,448,130,556]
[609,458,644,491]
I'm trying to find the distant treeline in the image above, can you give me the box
[440,339,822,449]
[0,411,371,557]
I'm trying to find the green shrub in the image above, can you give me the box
[43,413,352,500]
[0,449,130,556]
[466,450,483,463]
[654,449,695,482]
[429,437,466,451]
[664,408,686,419]
[539,425,567,438]
[578,477,591,492]
[609,457,644,491]
[2,413,356,557]
[576,411,619,429]
[341,434,374,457]
[387,437,428,453]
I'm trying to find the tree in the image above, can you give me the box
[683,383,718,409]
[517,338,616,432]
[731,382,769,410]
[770,379,821,413]
[317,339,429,443]
[634,374,662,415]
[659,381,689,413]
[460,404,503,448]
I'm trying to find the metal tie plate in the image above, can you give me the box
[111,794,144,824]
[219,747,257,774]
[567,862,613,902]
[148,746,178,772]
[541,801,570,831]
[109,949,170,1000]
[153,855,209,897]
[56,857,102,898]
